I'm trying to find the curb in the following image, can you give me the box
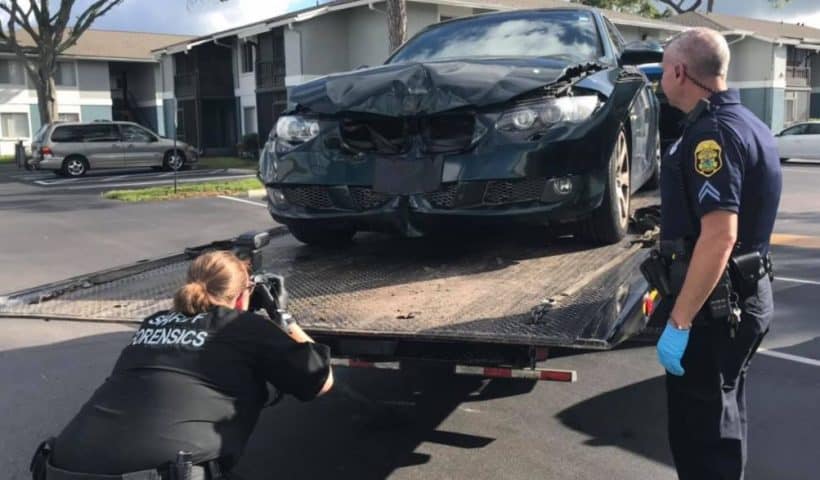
[247,188,266,200]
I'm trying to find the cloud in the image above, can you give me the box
[66,0,294,35]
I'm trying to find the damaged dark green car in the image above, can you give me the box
[259,8,663,246]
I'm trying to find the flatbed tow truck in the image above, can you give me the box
[0,194,662,384]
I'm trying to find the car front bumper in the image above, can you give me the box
[261,100,623,235]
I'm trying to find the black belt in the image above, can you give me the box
[31,438,225,480]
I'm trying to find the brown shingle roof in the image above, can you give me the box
[11,29,194,61]
[667,11,820,43]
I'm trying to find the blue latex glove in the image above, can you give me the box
[657,323,690,376]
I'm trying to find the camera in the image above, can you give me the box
[234,231,292,327]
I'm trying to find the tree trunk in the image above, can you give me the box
[33,67,58,124]
[386,0,407,54]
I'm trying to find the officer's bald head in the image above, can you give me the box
[665,27,730,80]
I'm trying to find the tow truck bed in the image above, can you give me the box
[0,195,659,368]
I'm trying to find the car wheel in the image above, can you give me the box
[288,223,356,246]
[644,129,661,190]
[62,156,88,177]
[576,128,630,245]
[164,150,185,171]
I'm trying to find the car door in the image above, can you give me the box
[776,123,806,159]
[81,124,124,169]
[120,124,163,167]
[802,123,820,159]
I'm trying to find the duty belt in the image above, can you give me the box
[31,438,226,480]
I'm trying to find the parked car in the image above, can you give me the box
[29,121,198,177]
[260,8,662,245]
[775,120,820,162]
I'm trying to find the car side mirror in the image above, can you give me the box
[620,43,664,66]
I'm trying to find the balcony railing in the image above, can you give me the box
[786,65,810,87]
[174,72,198,99]
[257,61,286,90]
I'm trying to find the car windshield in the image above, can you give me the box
[388,10,603,64]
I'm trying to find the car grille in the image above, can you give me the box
[483,178,546,205]
[282,186,334,210]
[424,184,460,209]
[340,114,476,154]
[349,187,392,210]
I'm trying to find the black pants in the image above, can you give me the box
[666,277,773,480]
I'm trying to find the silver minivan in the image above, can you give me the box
[30,121,199,177]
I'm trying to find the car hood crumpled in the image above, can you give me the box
[288,58,598,116]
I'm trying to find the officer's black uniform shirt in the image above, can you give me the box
[52,306,331,474]
[660,89,782,255]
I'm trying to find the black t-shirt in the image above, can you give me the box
[52,306,331,474]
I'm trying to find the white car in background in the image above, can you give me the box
[775,120,820,162]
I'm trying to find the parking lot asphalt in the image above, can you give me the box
[0,162,818,480]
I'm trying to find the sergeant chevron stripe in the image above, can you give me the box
[698,181,720,203]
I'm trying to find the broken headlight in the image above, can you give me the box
[496,95,600,132]
[275,115,320,149]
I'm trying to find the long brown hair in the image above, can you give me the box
[173,250,249,315]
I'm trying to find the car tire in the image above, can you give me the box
[576,128,630,245]
[62,156,88,177]
[288,223,356,246]
[163,150,186,171]
[643,129,661,190]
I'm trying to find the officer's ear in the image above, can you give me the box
[674,64,681,79]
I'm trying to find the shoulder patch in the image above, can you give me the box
[694,139,722,177]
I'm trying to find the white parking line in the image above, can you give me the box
[759,349,820,367]
[34,178,81,185]
[777,276,820,286]
[217,195,267,207]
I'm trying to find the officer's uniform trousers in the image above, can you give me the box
[666,276,773,480]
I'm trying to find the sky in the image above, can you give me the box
[32,0,820,37]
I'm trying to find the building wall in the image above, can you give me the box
[437,4,473,21]
[234,38,258,135]
[0,58,115,154]
[347,7,390,70]
[726,38,788,131]
[296,10,350,77]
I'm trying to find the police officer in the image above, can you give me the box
[31,250,334,479]
[655,28,781,479]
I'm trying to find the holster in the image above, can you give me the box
[729,250,772,298]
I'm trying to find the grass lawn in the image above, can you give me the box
[103,177,263,202]
[0,155,16,164]
[196,156,258,170]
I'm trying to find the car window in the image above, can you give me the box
[603,17,625,54]
[80,124,120,142]
[805,123,820,135]
[389,10,603,64]
[50,125,84,143]
[121,124,155,143]
[780,124,807,136]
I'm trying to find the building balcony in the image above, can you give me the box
[175,72,198,99]
[786,65,810,88]
[257,61,286,90]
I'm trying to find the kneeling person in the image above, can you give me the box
[32,250,333,479]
